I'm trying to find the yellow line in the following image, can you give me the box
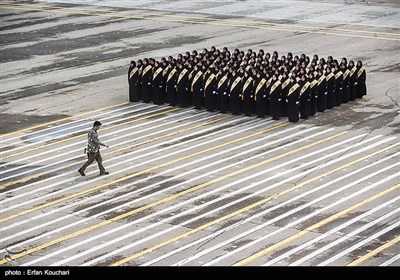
[0,102,128,138]
[347,235,400,266]
[2,2,400,37]
[0,107,179,161]
[234,183,400,266]
[112,141,399,266]
[107,132,346,266]
[0,115,231,189]
[0,122,293,264]
[0,122,286,224]
[1,5,399,41]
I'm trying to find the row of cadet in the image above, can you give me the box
[128,47,366,122]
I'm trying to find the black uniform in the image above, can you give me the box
[166,67,178,106]
[280,78,291,117]
[191,70,204,109]
[217,74,230,113]
[254,77,268,118]
[286,82,300,122]
[342,69,350,103]
[269,79,282,120]
[348,66,357,101]
[242,76,255,116]
[152,66,165,105]
[334,71,343,106]
[204,73,217,111]
[128,65,141,102]
[229,75,243,115]
[299,81,311,119]
[317,74,328,112]
[309,79,318,116]
[177,68,190,107]
[355,66,367,98]
[141,64,153,103]
[326,72,336,109]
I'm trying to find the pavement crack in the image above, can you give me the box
[384,84,399,109]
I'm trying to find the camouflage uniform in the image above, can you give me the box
[78,128,106,174]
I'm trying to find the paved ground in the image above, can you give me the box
[0,0,399,267]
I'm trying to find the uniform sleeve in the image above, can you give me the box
[89,130,106,146]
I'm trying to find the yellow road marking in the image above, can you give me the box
[0,102,128,138]
[0,107,179,161]
[234,183,400,266]
[2,2,400,37]
[0,115,231,189]
[107,132,345,265]
[0,122,297,264]
[1,5,399,41]
[347,235,400,266]
[111,141,398,266]
[0,122,286,224]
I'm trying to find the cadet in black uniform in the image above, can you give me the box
[191,64,204,109]
[242,71,255,116]
[355,61,366,98]
[325,67,336,109]
[255,71,268,118]
[269,75,282,120]
[229,70,243,115]
[299,74,311,119]
[309,72,318,116]
[286,76,301,122]
[141,58,153,103]
[204,68,217,111]
[176,63,190,107]
[128,61,141,102]
[316,70,327,112]
[152,61,165,105]
[166,62,178,106]
[334,65,343,106]
[348,61,357,101]
[217,68,230,113]
[341,64,350,103]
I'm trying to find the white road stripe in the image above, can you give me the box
[266,196,400,266]
[0,103,147,151]
[28,127,330,266]
[0,103,138,144]
[151,150,400,266]
[0,105,171,172]
[53,133,383,266]
[1,123,302,235]
[0,117,266,213]
[380,254,400,266]
[199,170,400,266]
[0,109,206,183]
[318,220,400,266]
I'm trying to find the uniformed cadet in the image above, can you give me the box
[242,71,255,116]
[316,70,328,112]
[348,60,357,101]
[204,68,217,111]
[191,64,204,109]
[217,68,230,113]
[280,72,291,117]
[255,71,269,118]
[299,74,311,119]
[286,75,300,122]
[128,61,140,102]
[269,74,282,120]
[309,72,318,116]
[166,62,178,106]
[325,67,336,109]
[229,70,243,115]
[176,63,190,107]
[141,58,153,103]
[152,61,165,105]
[334,65,343,106]
[341,64,350,103]
[355,61,366,98]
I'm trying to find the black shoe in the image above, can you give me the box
[99,171,109,176]
[78,170,85,176]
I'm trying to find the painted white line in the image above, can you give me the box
[267,196,400,266]
[27,127,328,266]
[0,105,171,172]
[0,114,241,204]
[82,134,385,267]
[0,103,147,151]
[147,149,399,266]
[199,170,400,266]
[1,123,300,235]
[52,133,382,266]
[0,117,264,213]
[0,109,206,183]
[0,103,139,144]
[380,254,400,266]
[317,221,400,266]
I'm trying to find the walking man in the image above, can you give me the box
[78,121,109,176]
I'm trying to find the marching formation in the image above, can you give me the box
[128,47,366,122]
